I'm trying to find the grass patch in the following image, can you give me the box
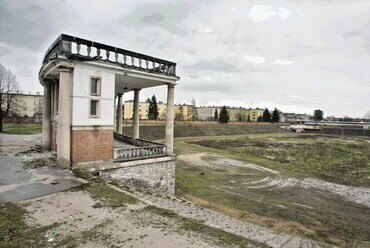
[2,123,42,135]
[79,219,113,241]
[72,168,93,180]
[123,124,282,140]
[72,169,138,206]
[143,205,266,248]
[85,183,138,206]
[189,134,370,187]
[0,202,56,247]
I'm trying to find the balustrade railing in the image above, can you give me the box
[113,133,167,161]
[42,34,177,77]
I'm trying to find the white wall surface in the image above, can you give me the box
[72,64,115,126]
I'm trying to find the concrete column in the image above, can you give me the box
[53,82,58,116]
[42,82,51,151]
[50,83,54,116]
[57,67,72,168]
[117,93,123,134]
[132,89,140,140]
[114,95,117,131]
[165,84,175,154]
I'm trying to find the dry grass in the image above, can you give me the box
[175,133,370,247]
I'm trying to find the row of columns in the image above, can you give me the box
[42,67,72,168]
[114,85,175,154]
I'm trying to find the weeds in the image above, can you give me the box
[189,134,370,187]
[143,205,266,248]
[0,202,55,247]
[85,183,138,206]
[1,123,42,135]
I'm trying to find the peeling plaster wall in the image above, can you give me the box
[72,64,115,126]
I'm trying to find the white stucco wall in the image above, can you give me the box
[72,64,115,126]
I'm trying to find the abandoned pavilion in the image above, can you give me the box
[39,34,180,194]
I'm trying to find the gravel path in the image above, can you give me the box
[118,186,318,248]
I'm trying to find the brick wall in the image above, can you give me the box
[71,130,113,164]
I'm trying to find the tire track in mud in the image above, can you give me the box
[177,153,282,189]
[177,153,370,208]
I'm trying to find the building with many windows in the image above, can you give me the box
[174,104,193,120]
[123,100,167,120]
[248,108,264,122]
[3,92,43,118]
[197,106,263,122]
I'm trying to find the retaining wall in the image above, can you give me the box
[100,156,175,195]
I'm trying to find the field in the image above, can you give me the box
[1,123,42,135]
[174,132,370,247]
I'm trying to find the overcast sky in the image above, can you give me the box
[1,0,369,117]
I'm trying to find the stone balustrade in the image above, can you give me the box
[42,34,177,77]
[113,133,167,162]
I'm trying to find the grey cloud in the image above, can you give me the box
[0,46,11,56]
[0,1,52,50]
[140,13,165,23]
[15,67,32,77]
[120,1,190,35]
[342,30,362,39]
[184,61,239,73]
[183,84,231,93]
[284,42,323,58]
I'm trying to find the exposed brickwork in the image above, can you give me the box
[71,130,113,164]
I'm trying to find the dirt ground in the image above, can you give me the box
[177,153,370,207]
[22,191,228,248]
[0,133,248,247]
[1,133,318,248]
[176,148,370,247]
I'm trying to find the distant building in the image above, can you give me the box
[280,113,311,123]
[227,107,250,122]
[197,106,221,121]
[3,92,43,118]
[174,104,193,120]
[197,106,263,122]
[247,108,264,122]
[124,100,167,120]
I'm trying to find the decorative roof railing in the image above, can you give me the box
[42,34,177,77]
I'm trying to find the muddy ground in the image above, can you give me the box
[175,135,370,247]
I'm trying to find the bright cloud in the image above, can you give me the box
[274,60,296,65]
[243,55,266,64]
[278,7,292,19]
[248,5,292,22]
[248,5,276,22]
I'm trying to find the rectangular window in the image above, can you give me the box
[90,77,101,96]
[89,76,101,118]
[90,100,99,117]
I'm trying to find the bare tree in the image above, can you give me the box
[191,98,199,121]
[364,110,370,121]
[0,62,20,131]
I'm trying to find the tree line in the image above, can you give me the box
[0,62,20,131]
